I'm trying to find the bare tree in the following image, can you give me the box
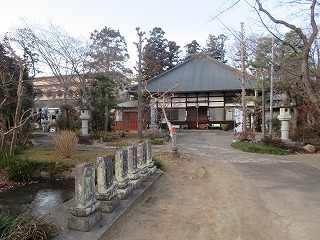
[144,82,180,139]
[135,27,145,139]
[14,23,90,103]
[254,0,320,113]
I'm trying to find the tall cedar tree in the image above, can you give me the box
[89,27,131,92]
[185,40,201,56]
[204,34,227,62]
[142,27,180,80]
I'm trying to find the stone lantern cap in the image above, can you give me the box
[278,107,291,120]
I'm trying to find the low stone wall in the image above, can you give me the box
[51,140,158,236]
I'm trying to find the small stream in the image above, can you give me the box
[0,180,74,217]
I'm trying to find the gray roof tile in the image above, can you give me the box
[144,55,248,93]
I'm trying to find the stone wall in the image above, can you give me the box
[67,141,157,232]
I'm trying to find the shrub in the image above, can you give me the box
[6,157,41,182]
[221,124,229,131]
[102,134,114,142]
[78,135,93,145]
[153,156,166,171]
[151,139,164,145]
[234,131,255,142]
[52,131,78,159]
[1,156,70,182]
[0,212,58,240]
[262,136,287,148]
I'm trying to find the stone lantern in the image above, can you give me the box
[79,101,90,136]
[277,107,291,140]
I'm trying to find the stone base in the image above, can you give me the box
[68,209,102,232]
[69,200,100,217]
[117,184,133,200]
[149,165,157,175]
[141,170,152,182]
[130,177,142,189]
[99,195,120,213]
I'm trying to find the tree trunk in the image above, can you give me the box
[301,53,320,113]
[63,87,68,105]
[9,54,24,157]
[105,92,109,132]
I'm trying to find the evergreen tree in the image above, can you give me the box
[142,27,180,80]
[204,34,227,62]
[185,40,201,56]
[88,27,131,94]
[166,41,181,69]
[89,75,116,132]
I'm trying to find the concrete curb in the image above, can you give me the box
[48,170,163,240]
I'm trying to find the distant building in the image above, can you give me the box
[135,54,255,130]
[33,75,79,108]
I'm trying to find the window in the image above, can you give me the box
[225,109,234,120]
[209,108,224,121]
[171,109,185,121]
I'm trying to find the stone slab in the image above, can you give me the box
[49,170,163,240]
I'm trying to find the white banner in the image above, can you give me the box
[234,108,243,124]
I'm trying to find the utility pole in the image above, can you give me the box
[135,27,145,139]
[240,22,247,132]
[261,71,266,137]
[269,36,274,136]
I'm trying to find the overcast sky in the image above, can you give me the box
[1,0,287,72]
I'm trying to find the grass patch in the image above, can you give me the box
[151,139,165,145]
[152,156,166,171]
[0,145,116,182]
[0,212,58,239]
[231,141,287,155]
[19,145,115,165]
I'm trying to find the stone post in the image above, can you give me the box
[95,156,120,213]
[115,149,133,199]
[127,146,142,189]
[277,107,291,140]
[146,140,157,174]
[149,98,158,129]
[171,127,179,155]
[137,142,151,181]
[68,162,102,232]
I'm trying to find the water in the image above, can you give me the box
[0,180,74,217]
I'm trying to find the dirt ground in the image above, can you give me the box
[107,152,288,240]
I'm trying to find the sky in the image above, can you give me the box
[1,0,287,73]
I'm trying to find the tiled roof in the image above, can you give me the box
[116,100,138,108]
[143,55,249,93]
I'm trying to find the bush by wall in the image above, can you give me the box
[0,154,70,182]
[52,131,78,159]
